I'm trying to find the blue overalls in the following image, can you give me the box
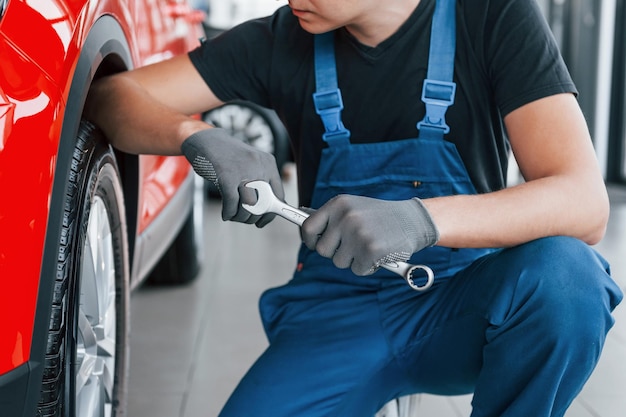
[218,1,622,416]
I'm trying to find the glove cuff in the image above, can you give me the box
[180,128,230,189]
[180,127,231,158]
[409,197,440,247]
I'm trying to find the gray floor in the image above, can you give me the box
[127,166,626,417]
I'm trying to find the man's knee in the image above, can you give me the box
[495,236,620,341]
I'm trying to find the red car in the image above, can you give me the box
[0,0,205,416]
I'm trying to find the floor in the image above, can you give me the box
[126,166,626,417]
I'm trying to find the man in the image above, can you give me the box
[85,0,622,415]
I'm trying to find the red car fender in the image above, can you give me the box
[0,0,201,378]
[0,0,69,375]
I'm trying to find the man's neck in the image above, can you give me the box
[345,0,422,47]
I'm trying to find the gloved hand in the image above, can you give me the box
[301,195,440,276]
[181,128,284,227]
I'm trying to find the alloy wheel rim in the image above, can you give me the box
[76,196,116,417]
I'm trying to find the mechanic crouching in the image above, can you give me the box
[84,0,623,416]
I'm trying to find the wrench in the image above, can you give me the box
[242,180,435,291]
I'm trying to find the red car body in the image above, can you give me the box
[0,0,204,415]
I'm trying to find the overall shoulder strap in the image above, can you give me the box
[312,0,457,145]
[417,0,457,140]
[312,32,351,146]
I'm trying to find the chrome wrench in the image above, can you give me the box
[242,180,434,291]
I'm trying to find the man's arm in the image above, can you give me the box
[299,92,608,276]
[424,93,609,248]
[84,53,285,227]
[84,54,221,155]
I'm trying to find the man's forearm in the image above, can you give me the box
[84,74,209,156]
[424,174,609,249]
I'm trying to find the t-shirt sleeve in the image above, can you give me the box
[187,15,276,107]
[483,0,577,117]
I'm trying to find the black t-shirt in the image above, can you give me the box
[189,0,576,207]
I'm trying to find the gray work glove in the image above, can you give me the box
[301,195,439,276]
[181,128,284,227]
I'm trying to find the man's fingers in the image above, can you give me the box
[331,244,354,270]
[220,187,240,221]
[238,181,259,206]
[301,210,329,249]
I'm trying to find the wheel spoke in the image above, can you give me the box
[76,373,105,417]
[76,313,96,393]
[77,196,116,417]
[81,227,99,324]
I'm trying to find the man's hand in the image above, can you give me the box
[181,128,284,227]
[301,195,439,275]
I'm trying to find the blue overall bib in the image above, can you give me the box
[218,1,622,416]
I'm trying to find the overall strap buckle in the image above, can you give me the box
[416,79,456,134]
[313,31,351,146]
[313,89,351,143]
[417,0,457,141]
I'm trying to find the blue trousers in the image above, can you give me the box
[219,237,622,417]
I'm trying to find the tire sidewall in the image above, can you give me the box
[54,122,130,417]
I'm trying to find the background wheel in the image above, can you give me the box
[38,121,130,417]
[202,100,291,196]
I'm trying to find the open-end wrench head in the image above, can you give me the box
[241,180,275,215]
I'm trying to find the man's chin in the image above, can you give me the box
[298,21,339,35]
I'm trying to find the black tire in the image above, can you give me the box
[147,177,204,285]
[202,101,291,195]
[38,121,130,417]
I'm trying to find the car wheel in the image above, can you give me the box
[147,175,204,285]
[202,101,291,195]
[38,121,129,417]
